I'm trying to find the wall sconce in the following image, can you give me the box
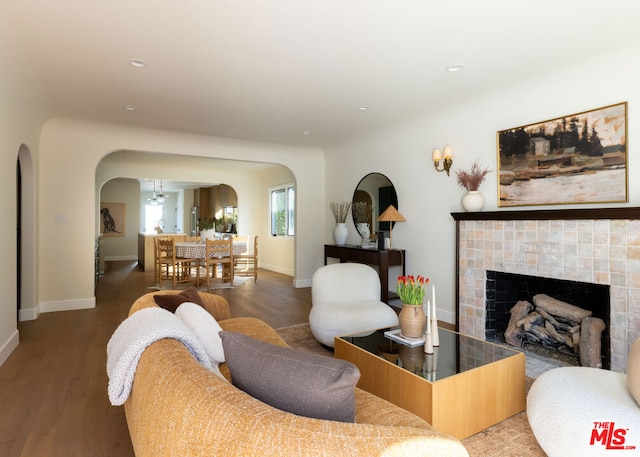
[432,146,453,176]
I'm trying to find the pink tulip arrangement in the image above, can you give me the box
[397,275,429,305]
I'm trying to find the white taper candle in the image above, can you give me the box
[432,285,436,319]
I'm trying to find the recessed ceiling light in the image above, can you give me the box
[446,64,464,73]
[302,130,312,135]
[124,105,137,111]
[129,58,146,68]
[358,105,371,111]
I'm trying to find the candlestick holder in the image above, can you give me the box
[431,317,439,347]
[424,329,434,354]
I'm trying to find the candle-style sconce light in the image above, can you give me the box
[432,146,453,176]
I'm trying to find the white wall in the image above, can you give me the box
[100,179,140,261]
[324,42,640,325]
[259,166,296,276]
[0,16,51,363]
[38,120,325,314]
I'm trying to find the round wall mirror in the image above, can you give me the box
[352,172,398,239]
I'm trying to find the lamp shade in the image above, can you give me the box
[378,205,406,222]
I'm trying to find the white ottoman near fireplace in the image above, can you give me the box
[527,337,640,456]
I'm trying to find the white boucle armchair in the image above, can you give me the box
[309,263,399,347]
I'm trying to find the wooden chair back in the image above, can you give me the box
[234,235,258,282]
[204,238,234,288]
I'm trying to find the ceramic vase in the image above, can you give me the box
[356,222,370,244]
[461,190,485,212]
[333,222,348,245]
[200,228,216,242]
[398,303,426,338]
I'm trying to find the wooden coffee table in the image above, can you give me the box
[334,326,526,439]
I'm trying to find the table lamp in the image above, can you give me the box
[377,205,405,249]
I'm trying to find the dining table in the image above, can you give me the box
[175,240,247,259]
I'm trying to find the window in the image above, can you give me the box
[270,183,295,236]
[144,204,164,233]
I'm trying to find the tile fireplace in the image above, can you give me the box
[453,207,640,372]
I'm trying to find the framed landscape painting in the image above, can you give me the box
[497,102,627,207]
[100,202,125,237]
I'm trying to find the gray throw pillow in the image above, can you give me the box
[219,331,360,422]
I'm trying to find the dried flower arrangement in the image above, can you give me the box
[330,201,352,223]
[455,160,491,191]
[352,201,372,224]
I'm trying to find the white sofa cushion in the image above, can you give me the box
[175,302,225,365]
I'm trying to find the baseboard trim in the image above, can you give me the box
[40,297,96,313]
[259,262,294,277]
[104,255,138,261]
[438,309,456,327]
[293,278,312,288]
[19,306,39,322]
[0,329,19,367]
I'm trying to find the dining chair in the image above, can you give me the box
[183,235,203,278]
[156,237,199,288]
[234,235,258,282]
[204,238,234,289]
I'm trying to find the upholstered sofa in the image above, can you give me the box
[122,290,469,457]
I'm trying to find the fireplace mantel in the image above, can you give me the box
[452,206,640,221]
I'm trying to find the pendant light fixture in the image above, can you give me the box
[150,180,159,205]
[156,180,166,203]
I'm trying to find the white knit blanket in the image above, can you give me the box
[106,307,212,406]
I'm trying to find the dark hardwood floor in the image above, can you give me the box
[0,261,312,457]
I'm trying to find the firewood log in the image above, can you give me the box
[517,311,543,332]
[544,320,566,344]
[533,294,592,323]
[528,325,555,346]
[505,300,532,348]
[537,307,560,326]
[571,329,580,354]
[564,334,574,348]
[553,322,572,333]
[579,317,605,368]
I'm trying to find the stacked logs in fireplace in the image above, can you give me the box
[504,293,605,368]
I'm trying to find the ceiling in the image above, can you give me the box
[4,1,640,148]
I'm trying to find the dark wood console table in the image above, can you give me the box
[324,244,406,304]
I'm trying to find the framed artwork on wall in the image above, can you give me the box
[100,202,125,237]
[497,102,627,207]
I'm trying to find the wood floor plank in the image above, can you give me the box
[0,261,312,457]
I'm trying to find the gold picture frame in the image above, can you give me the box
[100,202,125,237]
[497,102,628,207]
